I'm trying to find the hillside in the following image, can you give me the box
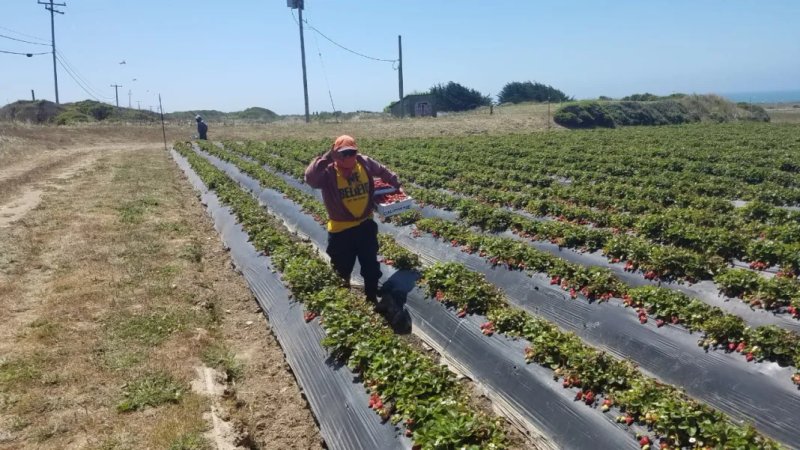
[554,94,770,128]
[0,100,279,124]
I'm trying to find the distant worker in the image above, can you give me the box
[195,115,208,140]
[304,135,401,306]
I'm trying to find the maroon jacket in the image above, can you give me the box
[304,150,401,223]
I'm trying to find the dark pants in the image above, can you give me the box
[327,219,382,301]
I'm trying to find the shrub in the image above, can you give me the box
[555,95,769,129]
[553,102,616,128]
[55,110,91,125]
[498,81,572,104]
[430,81,491,112]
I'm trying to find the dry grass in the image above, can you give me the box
[0,142,321,449]
[765,106,800,124]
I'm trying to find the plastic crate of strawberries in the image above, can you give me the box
[373,179,414,217]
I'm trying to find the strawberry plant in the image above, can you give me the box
[377,233,421,270]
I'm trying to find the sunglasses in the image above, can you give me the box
[338,149,358,157]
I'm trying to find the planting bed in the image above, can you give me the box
[183,139,798,449]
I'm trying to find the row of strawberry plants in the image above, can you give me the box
[195,141,792,448]
[358,146,800,271]
[218,140,800,319]
[413,216,800,379]
[194,140,329,225]
[377,233,422,270]
[252,125,800,211]
[404,185,800,314]
[174,142,506,448]
[210,140,800,384]
[223,139,800,289]
[207,140,800,368]
[420,261,780,450]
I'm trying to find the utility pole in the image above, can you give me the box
[31,90,36,101]
[111,84,122,107]
[38,0,65,105]
[398,35,404,117]
[128,89,132,108]
[158,94,167,152]
[288,0,309,123]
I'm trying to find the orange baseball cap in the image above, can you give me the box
[332,135,358,152]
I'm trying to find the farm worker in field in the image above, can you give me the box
[196,115,208,140]
[304,134,401,305]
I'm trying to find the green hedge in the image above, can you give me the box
[554,95,770,129]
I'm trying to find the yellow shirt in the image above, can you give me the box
[328,162,372,232]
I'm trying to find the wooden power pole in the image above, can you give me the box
[398,35,404,117]
[38,0,65,105]
[287,0,310,123]
[111,84,122,107]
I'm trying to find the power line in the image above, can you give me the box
[0,33,50,46]
[0,25,48,43]
[56,54,114,102]
[56,50,113,100]
[55,55,101,101]
[310,25,336,113]
[0,49,49,56]
[291,10,396,63]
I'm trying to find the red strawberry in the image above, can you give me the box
[728,342,736,351]
[656,319,665,328]
[644,271,657,280]
[456,309,467,318]
[625,415,634,426]
[746,352,755,362]
[583,390,595,405]
[574,391,583,401]
[671,315,680,324]
[550,276,560,285]
[736,342,746,352]
[434,290,445,301]
[639,315,648,324]
[303,311,317,323]
[639,436,651,447]
[369,393,382,409]
[569,288,578,299]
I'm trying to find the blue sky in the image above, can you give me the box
[2,1,798,114]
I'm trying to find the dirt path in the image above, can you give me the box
[0,141,321,449]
